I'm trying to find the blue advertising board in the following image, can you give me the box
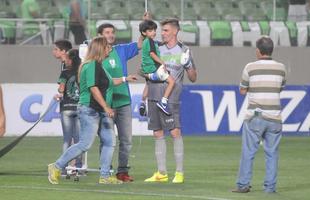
[179,85,310,135]
[6,84,309,136]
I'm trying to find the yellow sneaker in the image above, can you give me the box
[172,171,184,183]
[99,176,123,184]
[48,163,61,184]
[144,171,168,182]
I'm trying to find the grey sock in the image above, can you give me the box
[155,136,167,174]
[173,136,184,173]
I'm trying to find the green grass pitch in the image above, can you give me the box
[0,136,309,200]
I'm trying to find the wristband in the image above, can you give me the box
[122,76,127,82]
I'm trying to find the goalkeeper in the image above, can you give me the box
[139,19,175,115]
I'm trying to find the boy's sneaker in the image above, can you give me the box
[156,101,171,115]
[172,172,184,183]
[139,102,147,116]
[144,171,168,182]
[48,163,61,184]
[99,176,123,184]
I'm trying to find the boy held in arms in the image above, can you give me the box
[139,20,175,115]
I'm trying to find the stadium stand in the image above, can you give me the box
[239,0,267,21]
[0,0,310,46]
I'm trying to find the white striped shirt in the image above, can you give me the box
[240,59,287,122]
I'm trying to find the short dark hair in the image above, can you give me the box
[97,23,115,35]
[256,36,274,56]
[160,18,180,31]
[54,39,72,52]
[139,20,157,34]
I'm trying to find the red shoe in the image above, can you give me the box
[116,172,134,182]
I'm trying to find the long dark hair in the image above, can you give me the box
[67,49,81,75]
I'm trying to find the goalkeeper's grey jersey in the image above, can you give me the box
[147,42,195,103]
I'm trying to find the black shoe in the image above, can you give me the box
[139,102,147,116]
[231,187,251,193]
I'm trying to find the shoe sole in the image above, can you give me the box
[156,103,171,115]
[231,188,250,193]
[144,178,168,182]
[144,180,168,182]
[117,178,134,182]
[48,176,58,184]
[172,180,184,183]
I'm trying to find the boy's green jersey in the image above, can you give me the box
[141,37,161,74]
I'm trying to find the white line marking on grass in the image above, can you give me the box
[0,185,233,200]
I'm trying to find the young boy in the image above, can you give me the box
[139,20,175,115]
[52,39,72,71]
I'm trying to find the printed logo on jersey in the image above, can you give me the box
[109,59,116,68]
[161,54,182,65]
[66,76,79,101]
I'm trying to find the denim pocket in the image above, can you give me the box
[248,117,261,133]
[268,121,282,134]
[79,105,98,117]
[100,112,109,118]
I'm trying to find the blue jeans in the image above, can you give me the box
[56,105,99,169]
[60,110,82,168]
[236,115,282,193]
[99,104,132,173]
[98,112,116,178]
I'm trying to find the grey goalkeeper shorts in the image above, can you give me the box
[147,100,180,131]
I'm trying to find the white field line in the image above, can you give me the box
[0,185,233,200]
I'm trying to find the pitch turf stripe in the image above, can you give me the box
[0,185,232,200]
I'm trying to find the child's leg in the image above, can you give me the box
[156,75,175,115]
[162,75,175,100]
[142,84,148,102]
[149,64,166,81]
[148,72,160,81]
[139,84,148,116]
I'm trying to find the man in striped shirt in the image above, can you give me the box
[233,36,287,193]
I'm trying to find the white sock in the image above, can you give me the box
[161,97,168,104]
[173,136,184,173]
[155,136,167,174]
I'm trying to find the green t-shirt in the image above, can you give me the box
[102,47,130,108]
[79,60,113,112]
[141,37,161,74]
[21,0,40,19]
